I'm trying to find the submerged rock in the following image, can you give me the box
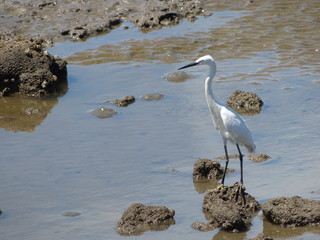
[116,203,175,236]
[90,107,117,119]
[248,153,271,163]
[163,71,191,83]
[245,233,274,240]
[141,93,164,101]
[262,196,320,227]
[62,212,81,217]
[193,158,224,181]
[215,153,271,163]
[191,221,215,232]
[215,154,240,160]
[227,90,263,115]
[201,183,260,232]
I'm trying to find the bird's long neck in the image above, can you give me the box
[205,62,221,115]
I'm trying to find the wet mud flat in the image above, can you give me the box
[0,0,206,126]
[0,0,207,42]
[0,0,206,96]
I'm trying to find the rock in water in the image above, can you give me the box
[163,71,191,83]
[0,38,67,97]
[116,203,175,236]
[141,93,164,101]
[227,90,263,115]
[105,95,135,107]
[193,158,224,180]
[247,153,271,163]
[244,233,274,240]
[90,107,117,119]
[262,196,320,227]
[202,183,260,232]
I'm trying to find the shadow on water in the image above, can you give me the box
[0,95,63,132]
[1,0,320,240]
[263,220,320,239]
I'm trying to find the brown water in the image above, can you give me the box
[1,0,320,239]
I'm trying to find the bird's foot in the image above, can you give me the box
[234,182,246,204]
[216,183,225,190]
[208,183,225,193]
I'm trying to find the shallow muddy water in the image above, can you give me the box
[1,0,320,239]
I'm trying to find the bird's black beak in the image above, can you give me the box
[178,61,199,70]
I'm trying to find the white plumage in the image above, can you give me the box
[179,55,255,186]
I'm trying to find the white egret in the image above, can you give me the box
[178,55,255,196]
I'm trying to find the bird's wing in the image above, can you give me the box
[220,106,242,134]
[220,106,255,152]
[211,108,224,131]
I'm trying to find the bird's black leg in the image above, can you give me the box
[235,144,246,203]
[221,144,229,185]
[236,144,244,185]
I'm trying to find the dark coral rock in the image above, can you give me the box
[262,196,320,227]
[193,158,224,181]
[116,203,175,236]
[227,90,263,115]
[0,38,67,97]
[202,183,260,232]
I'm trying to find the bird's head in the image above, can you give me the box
[178,55,215,70]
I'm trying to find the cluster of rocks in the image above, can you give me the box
[116,158,320,238]
[192,158,261,232]
[191,158,320,235]
[90,94,164,119]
